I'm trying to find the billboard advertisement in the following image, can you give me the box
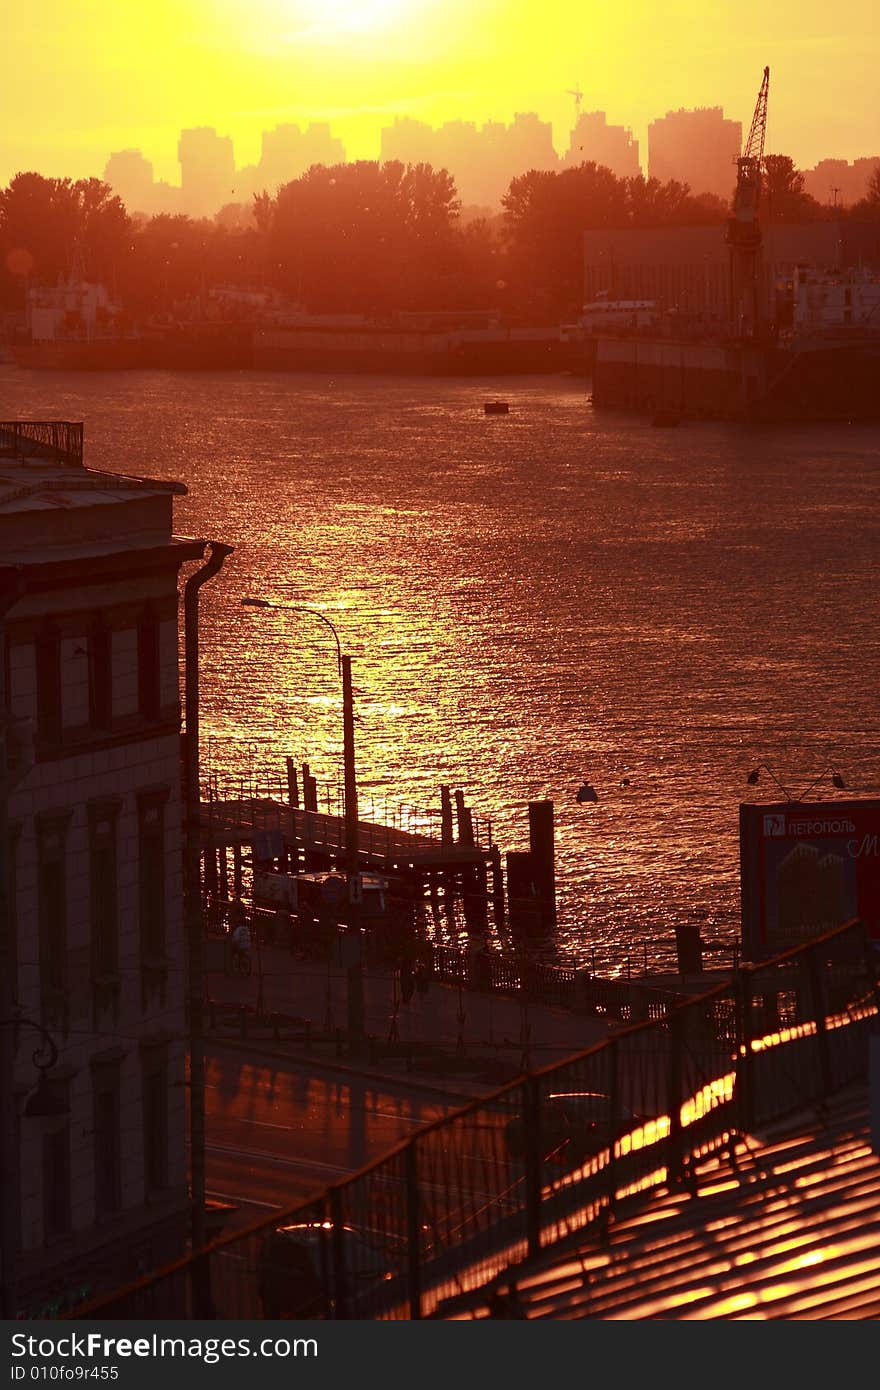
[739,798,880,960]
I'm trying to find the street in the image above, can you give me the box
[200,1041,467,1218]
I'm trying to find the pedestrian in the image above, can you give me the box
[400,959,415,1004]
[227,891,247,934]
[231,917,252,973]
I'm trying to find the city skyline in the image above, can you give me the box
[2,1,878,191]
[95,106,878,221]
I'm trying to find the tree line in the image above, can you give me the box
[1,157,877,324]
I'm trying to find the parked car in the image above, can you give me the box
[257,1220,405,1318]
[504,1092,641,1169]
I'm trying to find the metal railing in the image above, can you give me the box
[69,918,878,1322]
[201,775,492,855]
[0,421,83,467]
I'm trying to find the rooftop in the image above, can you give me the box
[0,419,194,564]
[441,1085,880,1320]
[0,421,186,511]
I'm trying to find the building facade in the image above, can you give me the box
[801,156,880,208]
[563,111,641,179]
[0,421,225,1316]
[647,107,742,201]
[177,127,236,218]
[582,223,872,325]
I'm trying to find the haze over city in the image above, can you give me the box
[2,0,878,189]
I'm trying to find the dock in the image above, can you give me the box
[198,774,505,933]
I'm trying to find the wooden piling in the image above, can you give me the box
[203,847,218,898]
[286,756,300,809]
[440,785,453,846]
[454,790,475,847]
[528,800,556,929]
[490,846,505,926]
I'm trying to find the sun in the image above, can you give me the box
[273,0,413,39]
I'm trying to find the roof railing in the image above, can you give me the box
[0,421,83,467]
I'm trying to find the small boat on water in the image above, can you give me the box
[484,400,510,415]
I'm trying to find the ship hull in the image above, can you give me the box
[12,340,146,370]
[592,333,880,422]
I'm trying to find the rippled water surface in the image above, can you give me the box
[4,366,880,968]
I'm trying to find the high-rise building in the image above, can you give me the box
[102,150,156,215]
[648,107,742,201]
[802,156,880,207]
[380,111,560,208]
[177,127,236,217]
[380,117,435,168]
[563,111,641,179]
[257,123,347,194]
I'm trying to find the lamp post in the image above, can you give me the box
[241,598,364,1049]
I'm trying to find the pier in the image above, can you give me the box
[198,769,505,936]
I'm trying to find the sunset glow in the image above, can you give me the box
[273,0,414,38]
[2,1,878,185]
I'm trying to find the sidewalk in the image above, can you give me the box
[205,937,613,1092]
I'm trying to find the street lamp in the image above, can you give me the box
[0,1016,67,1120]
[746,763,846,801]
[241,597,364,1048]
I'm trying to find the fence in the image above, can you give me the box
[201,766,492,850]
[0,420,83,466]
[70,918,879,1322]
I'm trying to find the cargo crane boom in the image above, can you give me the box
[727,65,770,338]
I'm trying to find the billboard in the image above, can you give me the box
[739,798,880,960]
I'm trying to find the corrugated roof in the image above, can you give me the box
[444,1086,880,1320]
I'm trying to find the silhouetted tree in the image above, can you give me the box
[501,163,727,319]
[0,172,130,307]
[761,156,823,222]
[503,162,628,318]
[265,159,460,312]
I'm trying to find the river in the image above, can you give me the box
[3,365,879,971]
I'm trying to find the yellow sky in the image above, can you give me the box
[2,0,878,185]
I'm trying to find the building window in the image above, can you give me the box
[37,813,70,1028]
[142,1051,169,1195]
[88,619,113,730]
[138,793,168,962]
[35,624,62,742]
[43,1124,71,1241]
[137,613,161,723]
[93,1067,122,1218]
[89,801,121,984]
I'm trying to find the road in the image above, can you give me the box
[200,1041,468,1219]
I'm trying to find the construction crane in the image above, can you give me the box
[727,65,770,338]
[567,86,584,121]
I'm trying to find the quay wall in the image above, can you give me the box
[592,334,759,418]
[253,327,572,375]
